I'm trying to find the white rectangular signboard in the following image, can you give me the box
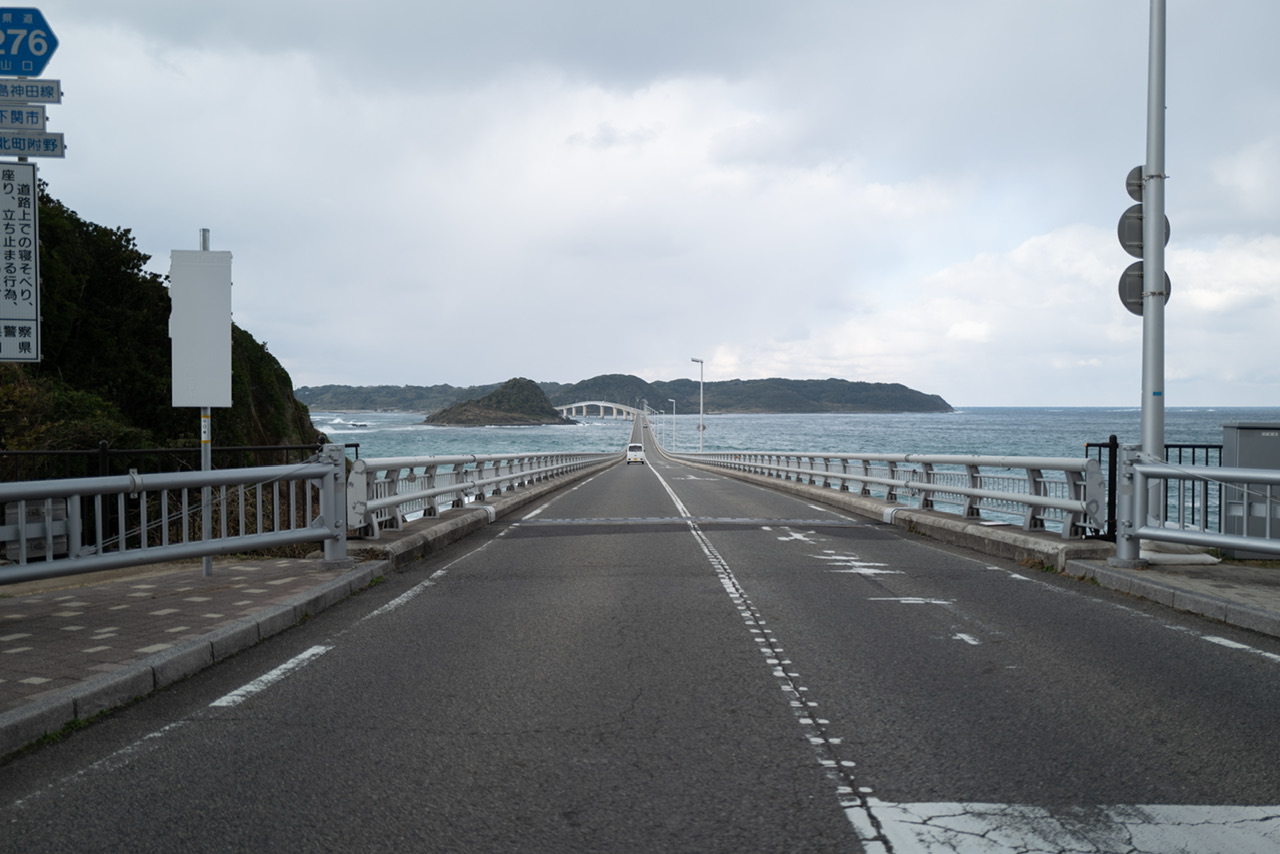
[169,250,232,408]
[0,130,62,157]
[0,105,44,131]
[0,79,60,103]
[0,161,38,362]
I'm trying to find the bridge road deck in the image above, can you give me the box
[1,426,1280,851]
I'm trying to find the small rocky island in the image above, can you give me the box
[425,377,578,427]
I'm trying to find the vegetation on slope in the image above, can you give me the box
[425,377,576,426]
[0,188,324,462]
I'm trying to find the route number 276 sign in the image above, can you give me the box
[0,8,57,77]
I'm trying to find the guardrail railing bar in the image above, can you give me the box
[0,447,349,584]
[348,452,619,538]
[669,450,1105,538]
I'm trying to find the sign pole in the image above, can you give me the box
[169,228,232,577]
[200,228,213,578]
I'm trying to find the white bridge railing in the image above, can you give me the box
[667,450,1106,539]
[347,452,619,539]
[0,445,349,585]
[1115,444,1280,560]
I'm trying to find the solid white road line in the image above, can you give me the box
[209,645,332,708]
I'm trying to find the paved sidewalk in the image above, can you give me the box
[1067,556,1280,638]
[0,556,384,758]
[0,457,620,760]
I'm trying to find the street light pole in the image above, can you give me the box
[669,398,676,452]
[691,357,704,453]
[1141,0,1167,464]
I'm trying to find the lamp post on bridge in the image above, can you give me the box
[691,357,705,454]
[669,398,676,452]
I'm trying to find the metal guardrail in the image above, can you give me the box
[0,445,349,585]
[0,441,362,482]
[667,451,1106,539]
[347,452,620,539]
[1086,437,1224,540]
[1115,444,1280,559]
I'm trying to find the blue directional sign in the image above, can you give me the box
[0,9,57,77]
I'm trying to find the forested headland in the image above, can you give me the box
[296,374,952,415]
[1,187,323,460]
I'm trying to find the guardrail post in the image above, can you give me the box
[962,463,981,518]
[918,462,935,510]
[1023,466,1046,531]
[319,444,350,566]
[1110,444,1147,566]
[347,458,372,538]
[885,461,899,503]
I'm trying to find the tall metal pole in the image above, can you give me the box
[199,228,214,578]
[1141,0,1167,463]
[669,398,676,452]
[691,357,704,453]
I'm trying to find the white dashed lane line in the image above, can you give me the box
[647,463,1280,852]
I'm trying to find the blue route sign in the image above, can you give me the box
[0,8,56,77]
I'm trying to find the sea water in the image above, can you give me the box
[311,407,1280,461]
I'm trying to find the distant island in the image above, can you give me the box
[425,378,577,427]
[296,374,953,416]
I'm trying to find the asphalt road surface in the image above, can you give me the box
[2,435,1278,853]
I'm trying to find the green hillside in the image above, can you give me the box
[297,375,952,415]
[425,378,575,426]
[1,187,324,469]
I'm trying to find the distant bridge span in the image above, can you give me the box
[557,401,642,421]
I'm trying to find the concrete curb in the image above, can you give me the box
[1065,559,1280,639]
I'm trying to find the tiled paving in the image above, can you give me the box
[0,559,349,715]
[1143,560,1280,611]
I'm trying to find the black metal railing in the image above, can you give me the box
[1085,436,1224,541]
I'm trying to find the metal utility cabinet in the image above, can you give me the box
[1222,423,1280,558]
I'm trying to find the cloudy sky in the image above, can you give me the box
[29,0,1280,406]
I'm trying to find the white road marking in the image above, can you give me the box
[209,645,332,708]
[814,552,900,576]
[776,528,819,544]
[362,569,450,620]
[646,461,1280,853]
[6,719,193,810]
[522,502,551,519]
[1202,634,1280,665]
[645,462,891,849]
[829,568,902,576]
[854,800,1280,853]
[868,597,954,606]
[953,633,980,646]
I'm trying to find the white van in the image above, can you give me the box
[626,443,646,465]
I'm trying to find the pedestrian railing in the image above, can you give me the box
[668,451,1106,539]
[0,441,362,482]
[1086,437,1224,540]
[0,446,349,585]
[347,452,620,539]
[1114,445,1280,559]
